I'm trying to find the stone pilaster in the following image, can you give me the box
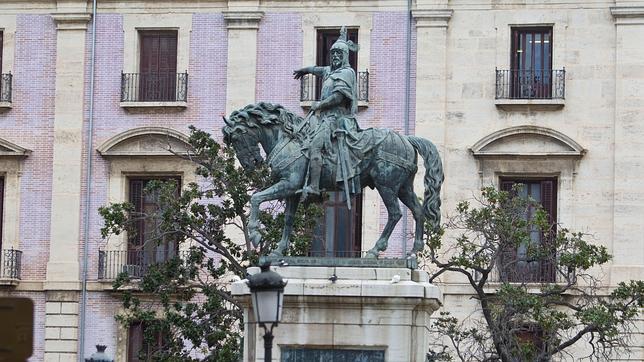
[609,6,644,283]
[45,8,90,289]
[44,291,80,362]
[223,8,264,114]
[412,8,452,200]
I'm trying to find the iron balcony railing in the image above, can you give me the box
[98,248,185,280]
[495,69,565,100]
[1,73,12,103]
[0,248,22,280]
[300,70,369,103]
[478,255,573,284]
[121,72,188,102]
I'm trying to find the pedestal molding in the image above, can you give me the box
[412,9,453,28]
[51,13,91,30]
[223,11,264,29]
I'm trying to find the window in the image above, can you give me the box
[0,177,3,250]
[128,322,166,362]
[499,178,557,282]
[0,30,3,74]
[127,177,180,272]
[313,28,359,100]
[311,192,362,257]
[281,347,384,362]
[510,27,553,99]
[138,31,178,101]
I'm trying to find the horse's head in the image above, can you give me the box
[222,114,263,171]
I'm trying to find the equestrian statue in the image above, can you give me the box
[222,27,443,258]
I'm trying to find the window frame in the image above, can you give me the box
[137,30,179,102]
[127,321,167,362]
[510,26,554,99]
[126,176,181,266]
[499,177,558,283]
[311,192,363,257]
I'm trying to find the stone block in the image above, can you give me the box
[46,291,79,302]
[44,353,61,362]
[46,302,61,315]
[59,327,78,340]
[45,339,77,353]
[60,302,78,315]
[46,314,78,328]
[45,327,61,339]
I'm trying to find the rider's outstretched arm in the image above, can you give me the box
[293,66,325,79]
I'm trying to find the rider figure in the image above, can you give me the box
[293,27,360,197]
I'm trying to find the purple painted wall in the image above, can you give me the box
[256,13,303,112]
[0,15,57,280]
[82,13,229,280]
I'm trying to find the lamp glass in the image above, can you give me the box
[251,290,284,325]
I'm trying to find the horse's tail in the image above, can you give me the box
[407,136,444,232]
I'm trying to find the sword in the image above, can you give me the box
[338,135,352,210]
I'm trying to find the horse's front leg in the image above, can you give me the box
[274,196,300,256]
[247,180,298,250]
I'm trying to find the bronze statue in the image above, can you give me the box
[293,27,362,205]
[223,27,443,258]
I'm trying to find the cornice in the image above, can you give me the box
[412,9,453,28]
[610,6,644,18]
[222,10,264,30]
[51,12,91,30]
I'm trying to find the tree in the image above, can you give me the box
[99,126,321,361]
[423,186,643,361]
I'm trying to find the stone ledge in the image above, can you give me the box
[0,101,12,111]
[300,100,369,109]
[223,11,264,29]
[120,101,188,112]
[495,98,565,111]
[233,266,442,302]
[0,278,20,287]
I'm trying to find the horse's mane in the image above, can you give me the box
[223,102,304,143]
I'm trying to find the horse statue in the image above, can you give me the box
[222,102,443,258]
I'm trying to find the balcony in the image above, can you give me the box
[478,255,573,285]
[0,248,22,286]
[120,72,188,110]
[495,69,565,110]
[0,73,12,110]
[300,70,369,108]
[98,249,183,281]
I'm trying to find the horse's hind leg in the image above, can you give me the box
[366,183,402,258]
[274,196,299,256]
[399,178,425,255]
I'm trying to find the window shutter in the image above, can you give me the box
[0,178,4,251]
[0,31,3,74]
[540,179,557,281]
[540,180,556,225]
[499,179,517,281]
[128,322,144,362]
[500,180,514,192]
[129,179,145,248]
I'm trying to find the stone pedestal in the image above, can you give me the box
[232,265,442,362]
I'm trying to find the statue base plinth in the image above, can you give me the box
[232,265,442,362]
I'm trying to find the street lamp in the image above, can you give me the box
[246,263,287,362]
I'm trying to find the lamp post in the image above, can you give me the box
[246,263,287,362]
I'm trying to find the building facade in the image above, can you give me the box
[0,0,642,360]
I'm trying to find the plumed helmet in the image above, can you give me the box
[330,26,359,67]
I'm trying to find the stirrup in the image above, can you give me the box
[298,186,320,196]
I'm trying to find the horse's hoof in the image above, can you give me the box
[364,250,379,259]
[250,231,262,248]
